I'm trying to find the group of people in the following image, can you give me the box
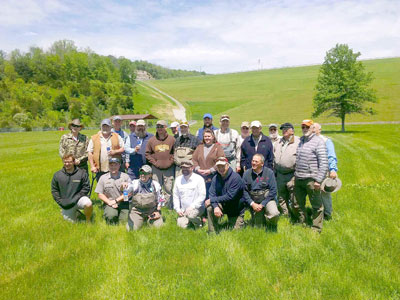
[52,113,341,233]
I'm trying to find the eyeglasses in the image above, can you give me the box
[301,126,310,129]
[269,128,277,132]
[156,125,164,129]
[242,127,249,130]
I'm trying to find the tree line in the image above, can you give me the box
[0,40,205,130]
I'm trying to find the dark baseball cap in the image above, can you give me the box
[280,122,294,130]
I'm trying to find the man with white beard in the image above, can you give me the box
[88,119,125,181]
[124,119,154,180]
[268,124,282,146]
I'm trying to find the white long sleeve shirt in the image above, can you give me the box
[173,173,206,213]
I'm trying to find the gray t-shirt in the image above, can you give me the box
[95,172,131,200]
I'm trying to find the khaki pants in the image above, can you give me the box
[293,178,324,232]
[177,207,205,229]
[276,171,295,215]
[152,165,174,208]
[250,201,280,227]
[206,205,244,233]
[104,203,129,225]
[127,206,164,231]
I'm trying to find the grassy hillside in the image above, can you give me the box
[150,58,400,126]
[0,124,400,299]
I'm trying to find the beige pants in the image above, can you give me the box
[177,207,205,229]
[127,206,164,231]
[151,165,175,208]
[250,201,280,227]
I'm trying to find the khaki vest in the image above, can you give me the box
[91,132,121,169]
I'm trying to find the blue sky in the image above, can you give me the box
[1,0,399,73]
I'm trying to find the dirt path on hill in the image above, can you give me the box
[138,81,187,122]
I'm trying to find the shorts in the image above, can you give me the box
[61,196,92,222]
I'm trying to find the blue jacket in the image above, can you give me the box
[125,132,154,178]
[240,133,274,171]
[326,138,338,172]
[209,167,246,217]
[197,125,218,141]
[242,166,277,207]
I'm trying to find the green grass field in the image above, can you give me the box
[1,124,399,299]
[149,58,400,126]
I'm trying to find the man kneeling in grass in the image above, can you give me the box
[95,158,131,225]
[51,154,93,222]
[173,160,206,229]
[125,165,164,231]
[243,154,280,232]
[205,157,246,233]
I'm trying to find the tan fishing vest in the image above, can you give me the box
[91,132,121,169]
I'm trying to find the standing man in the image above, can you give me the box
[214,115,239,171]
[59,119,89,172]
[128,121,136,134]
[170,121,180,138]
[173,160,206,229]
[273,122,300,216]
[314,123,338,220]
[243,154,279,231]
[236,121,250,174]
[51,154,92,223]
[145,120,175,208]
[240,120,274,172]
[95,158,131,225]
[294,120,328,232]
[205,157,246,233]
[88,119,125,180]
[112,116,129,172]
[125,119,154,180]
[174,121,199,177]
[268,124,282,146]
[196,113,218,140]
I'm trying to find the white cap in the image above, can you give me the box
[170,121,180,128]
[268,123,278,128]
[251,120,262,128]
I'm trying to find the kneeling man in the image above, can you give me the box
[126,165,164,230]
[243,154,279,231]
[51,154,92,222]
[95,158,131,224]
[173,160,206,229]
[206,157,246,233]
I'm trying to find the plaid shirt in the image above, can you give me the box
[174,133,199,150]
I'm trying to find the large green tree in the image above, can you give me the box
[313,44,377,132]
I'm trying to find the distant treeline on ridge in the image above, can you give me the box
[0,39,205,130]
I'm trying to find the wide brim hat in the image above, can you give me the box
[68,119,84,130]
[321,177,342,193]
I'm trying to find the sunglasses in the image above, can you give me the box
[156,125,164,129]
[139,171,151,175]
[242,127,249,130]
[301,126,310,129]
[71,124,81,128]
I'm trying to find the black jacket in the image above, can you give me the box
[240,133,274,170]
[51,167,90,209]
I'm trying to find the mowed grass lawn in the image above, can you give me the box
[150,58,400,126]
[0,124,399,299]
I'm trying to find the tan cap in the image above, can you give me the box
[220,115,230,121]
[156,120,167,127]
[136,119,146,126]
[139,165,152,173]
[250,120,262,128]
[181,160,193,167]
[241,121,250,128]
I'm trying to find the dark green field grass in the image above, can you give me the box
[1,124,399,299]
[149,58,400,126]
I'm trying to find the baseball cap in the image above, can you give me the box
[280,122,294,130]
[241,121,250,128]
[101,119,112,127]
[156,120,167,127]
[113,116,122,121]
[109,157,120,164]
[216,157,228,166]
[180,121,189,127]
[139,165,152,173]
[250,120,262,128]
[181,160,193,167]
[129,121,136,126]
[220,115,230,121]
[203,113,213,119]
[269,123,278,129]
[170,121,180,128]
[301,119,314,127]
[136,119,146,126]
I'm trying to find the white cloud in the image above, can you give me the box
[0,0,399,73]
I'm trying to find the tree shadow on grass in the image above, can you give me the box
[322,130,368,134]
